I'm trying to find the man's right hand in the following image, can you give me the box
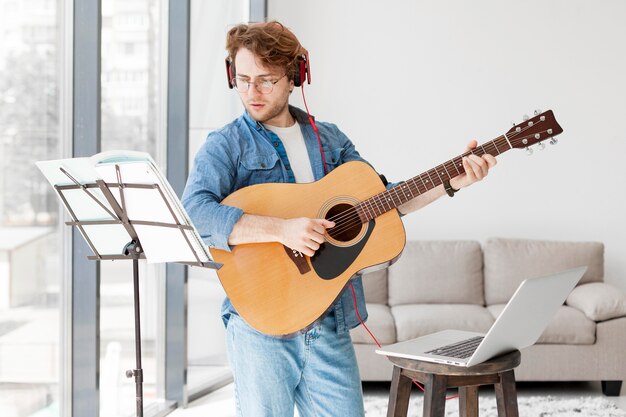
[277,218,335,257]
[228,214,335,257]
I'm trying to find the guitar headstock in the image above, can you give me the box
[506,110,563,154]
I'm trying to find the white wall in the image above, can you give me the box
[266,0,626,289]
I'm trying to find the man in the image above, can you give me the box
[182,21,496,417]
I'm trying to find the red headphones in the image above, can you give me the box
[225,51,311,89]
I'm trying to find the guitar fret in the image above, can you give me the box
[361,200,371,221]
[364,199,373,220]
[492,140,500,155]
[432,168,443,184]
[403,185,411,203]
[497,137,508,153]
[379,194,387,213]
[384,192,393,211]
[394,189,402,207]
[450,159,461,175]
[383,191,392,212]
[419,175,428,192]
[391,187,402,207]
[367,197,376,220]
[373,194,383,216]
[402,182,413,200]
[442,163,452,181]
[503,132,513,149]
[425,172,434,189]
[354,204,364,223]
[381,193,389,212]
[359,200,369,219]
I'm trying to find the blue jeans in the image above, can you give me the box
[225,311,365,417]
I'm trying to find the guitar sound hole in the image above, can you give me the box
[325,203,361,242]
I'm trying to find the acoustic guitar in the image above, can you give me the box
[212,110,563,336]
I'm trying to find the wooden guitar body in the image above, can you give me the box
[212,161,406,336]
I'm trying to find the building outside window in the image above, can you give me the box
[100,0,166,415]
[0,0,64,416]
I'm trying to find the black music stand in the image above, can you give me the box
[38,157,221,417]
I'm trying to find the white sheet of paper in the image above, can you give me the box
[37,151,214,264]
[81,224,133,256]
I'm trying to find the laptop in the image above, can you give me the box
[375,266,586,367]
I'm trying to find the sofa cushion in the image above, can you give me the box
[388,240,484,306]
[350,303,396,344]
[487,304,596,344]
[484,238,604,305]
[361,269,388,305]
[566,282,626,321]
[391,304,494,342]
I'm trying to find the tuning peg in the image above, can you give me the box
[549,137,558,145]
[538,142,546,150]
[523,114,530,121]
[525,147,533,156]
[534,109,542,115]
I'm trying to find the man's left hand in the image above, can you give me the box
[449,139,497,190]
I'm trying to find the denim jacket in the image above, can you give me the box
[182,105,392,334]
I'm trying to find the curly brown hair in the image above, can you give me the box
[226,21,305,81]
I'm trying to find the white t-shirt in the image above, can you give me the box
[264,122,315,183]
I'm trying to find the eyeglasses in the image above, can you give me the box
[231,74,287,94]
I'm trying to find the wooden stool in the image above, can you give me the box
[385,350,521,417]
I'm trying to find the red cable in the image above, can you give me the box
[301,75,459,403]
[349,282,459,401]
[300,84,328,175]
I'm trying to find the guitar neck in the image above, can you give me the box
[355,135,512,222]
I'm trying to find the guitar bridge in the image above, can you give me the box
[283,245,311,275]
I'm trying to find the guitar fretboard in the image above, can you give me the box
[355,136,511,222]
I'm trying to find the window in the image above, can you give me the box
[100,0,166,415]
[0,0,64,415]
[186,0,246,399]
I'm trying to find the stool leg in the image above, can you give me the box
[423,373,447,417]
[495,370,519,417]
[387,366,412,417]
[459,386,479,417]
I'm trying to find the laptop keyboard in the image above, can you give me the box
[425,336,484,359]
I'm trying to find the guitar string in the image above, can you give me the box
[326,133,521,234]
[325,123,551,237]
[326,137,510,237]
[325,129,546,238]
[325,120,550,232]
[324,136,510,230]
[324,124,552,238]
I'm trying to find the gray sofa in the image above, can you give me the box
[351,238,626,396]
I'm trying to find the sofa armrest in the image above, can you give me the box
[566,282,626,321]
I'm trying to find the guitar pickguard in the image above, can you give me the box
[310,220,376,280]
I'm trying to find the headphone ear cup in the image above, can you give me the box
[293,56,307,87]
[293,59,302,87]
[225,58,235,89]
